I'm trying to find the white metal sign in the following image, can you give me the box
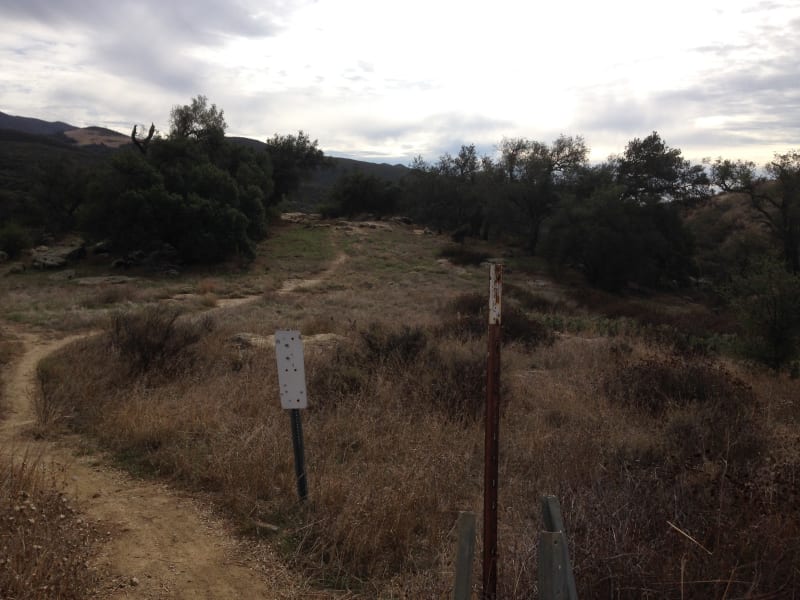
[275,330,308,409]
[489,263,503,325]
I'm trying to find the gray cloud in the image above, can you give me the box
[0,1,285,42]
[0,1,307,97]
[573,13,800,160]
[324,112,514,164]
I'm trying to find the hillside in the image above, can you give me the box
[0,110,74,136]
[62,126,130,148]
[0,128,112,200]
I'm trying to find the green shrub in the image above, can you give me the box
[726,258,800,369]
[0,222,32,258]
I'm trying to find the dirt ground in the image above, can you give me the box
[0,329,312,599]
[0,243,355,598]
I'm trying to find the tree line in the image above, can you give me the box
[323,133,800,368]
[329,132,799,286]
[0,95,327,263]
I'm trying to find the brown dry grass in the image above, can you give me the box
[0,450,103,599]
[0,329,101,599]
[26,223,800,598]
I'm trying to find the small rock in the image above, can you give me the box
[0,250,8,262]
[130,577,139,587]
[4,264,25,276]
[93,240,111,254]
[48,269,75,281]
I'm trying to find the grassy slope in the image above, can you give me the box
[11,222,800,598]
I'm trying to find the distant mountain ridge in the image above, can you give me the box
[0,110,130,148]
[0,110,75,136]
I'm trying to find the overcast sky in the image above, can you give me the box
[1,0,798,165]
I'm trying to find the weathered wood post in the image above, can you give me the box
[453,511,477,600]
[275,330,309,502]
[539,495,578,599]
[483,263,503,599]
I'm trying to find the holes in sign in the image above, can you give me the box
[275,330,307,409]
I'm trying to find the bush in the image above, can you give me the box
[727,258,800,369]
[360,323,428,364]
[109,305,213,374]
[604,353,754,416]
[437,245,490,266]
[0,222,32,258]
[504,282,567,313]
[309,322,489,422]
[440,292,555,349]
[604,354,761,464]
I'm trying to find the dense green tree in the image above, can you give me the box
[265,130,326,203]
[616,131,709,205]
[169,95,226,143]
[400,148,490,235]
[727,257,800,368]
[543,183,694,290]
[499,135,589,252]
[82,98,276,263]
[32,156,89,232]
[323,171,398,217]
[711,151,800,273]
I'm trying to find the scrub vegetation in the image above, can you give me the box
[1,96,799,597]
[20,222,800,598]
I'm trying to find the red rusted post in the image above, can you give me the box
[483,263,502,599]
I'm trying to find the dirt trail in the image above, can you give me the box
[1,331,306,599]
[276,252,348,294]
[176,251,349,310]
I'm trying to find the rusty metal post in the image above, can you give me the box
[483,263,503,599]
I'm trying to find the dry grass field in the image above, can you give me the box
[2,218,799,598]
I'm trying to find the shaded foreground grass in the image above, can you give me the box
[0,329,101,599]
[27,223,800,597]
[0,450,102,599]
[38,320,800,596]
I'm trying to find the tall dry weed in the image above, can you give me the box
[0,451,101,598]
[34,303,800,597]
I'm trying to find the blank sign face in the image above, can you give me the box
[275,330,308,409]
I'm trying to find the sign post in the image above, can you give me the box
[483,263,503,599]
[275,330,309,501]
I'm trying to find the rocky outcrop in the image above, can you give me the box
[30,240,86,269]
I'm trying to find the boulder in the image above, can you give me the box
[32,253,67,269]
[31,240,86,269]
